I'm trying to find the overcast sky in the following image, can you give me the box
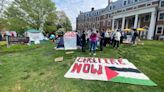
[53,0,117,30]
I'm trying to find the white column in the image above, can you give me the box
[121,17,125,30]
[126,19,129,28]
[134,14,138,28]
[116,20,119,29]
[147,11,156,40]
[138,17,141,28]
[112,19,115,31]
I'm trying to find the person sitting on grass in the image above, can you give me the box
[90,31,98,56]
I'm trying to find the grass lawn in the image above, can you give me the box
[0,40,164,92]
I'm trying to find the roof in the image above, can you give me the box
[27,29,40,33]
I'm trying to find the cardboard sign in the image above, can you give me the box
[64,57,157,86]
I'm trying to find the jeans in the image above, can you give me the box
[90,41,96,53]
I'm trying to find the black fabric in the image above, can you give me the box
[81,33,86,52]
[113,40,120,48]
[134,31,139,37]
[109,67,141,73]
[0,33,2,41]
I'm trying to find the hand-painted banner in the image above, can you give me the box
[64,57,157,86]
[64,32,77,50]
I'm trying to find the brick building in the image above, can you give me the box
[76,0,164,40]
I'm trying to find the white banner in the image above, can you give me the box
[64,57,157,86]
[64,32,77,50]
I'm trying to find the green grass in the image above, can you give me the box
[0,40,164,92]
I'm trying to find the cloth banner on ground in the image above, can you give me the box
[64,57,157,86]
[64,32,77,50]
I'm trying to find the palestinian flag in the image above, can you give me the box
[64,57,157,86]
[105,66,157,86]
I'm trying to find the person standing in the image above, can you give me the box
[0,32,2,41]
[113,30,121,49]
[81,31,86,52]
[120,31,124,44]
[100,29,105,51]
[132,29,139,45]
[90,31,98,55]
[104,30,110,47]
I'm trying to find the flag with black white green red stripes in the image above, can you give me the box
[64,57,157,86]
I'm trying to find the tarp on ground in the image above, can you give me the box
[64,57,157,86]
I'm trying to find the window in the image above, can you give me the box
[144,15,150,22]
[134,0,138,2]
[159,13,164,20]
[110,6,112,10]
[156,26,163,34]
[124,1,127,6]
[160,1,164,7]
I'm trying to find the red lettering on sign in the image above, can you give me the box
[118,58,125,65]
[77,57,83,62]
[83,64,90,73]
[110,58,119,65]
[91,64,102,75]
[98,58,102,63]
[104,58,109,64]
[71,63,82,73]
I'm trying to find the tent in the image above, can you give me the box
[124,28,131,32]
[137,28,145,31]
[25,29,45,44]
[56,36,64,50]
[55,32,81,50]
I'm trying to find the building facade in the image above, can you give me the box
[76,0,164,40]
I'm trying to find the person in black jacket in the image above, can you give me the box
[100,29,105,51]
[132,29,138,45]
[0,32,2,41]
[81,31,86,52]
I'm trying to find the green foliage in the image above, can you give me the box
[4,0,57,33]
[0,41,7,47]
[56,11,72,32]
[63,17,72,31]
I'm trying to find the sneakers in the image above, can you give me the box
[89,53,96,56]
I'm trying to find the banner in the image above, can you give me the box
[64,32,77,50]
[64,57,157,86]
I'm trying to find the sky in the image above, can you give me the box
[53,0,117,30]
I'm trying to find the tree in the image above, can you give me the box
[56,11,72,31]
[4,0,57,33]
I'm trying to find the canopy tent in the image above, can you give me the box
[124,28,131,32]
[25,29,45,44]
[137,28,145,31]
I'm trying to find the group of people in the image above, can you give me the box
[80,28,139,55]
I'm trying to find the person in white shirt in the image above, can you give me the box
[104,30,110,47]
[113,29,121,49]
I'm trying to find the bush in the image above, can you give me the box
[0,41,7,47]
